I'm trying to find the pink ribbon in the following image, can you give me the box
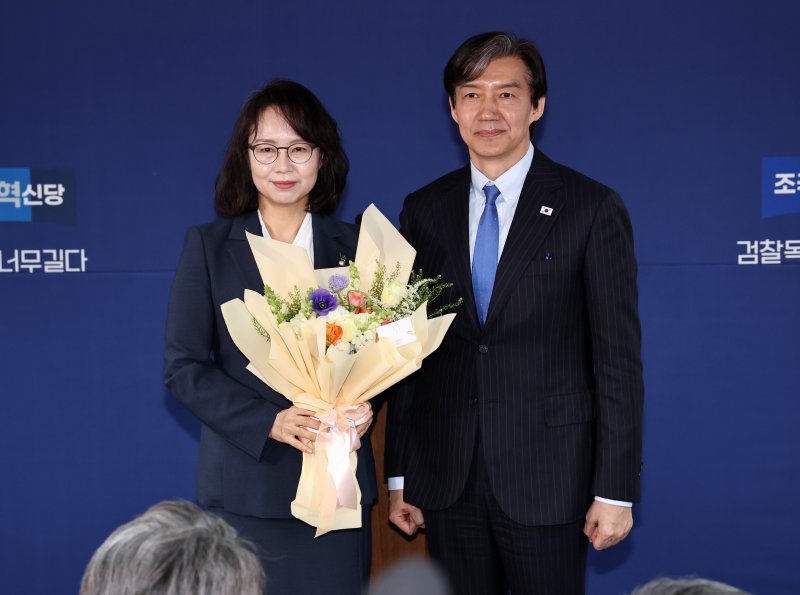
[316,406,371,510]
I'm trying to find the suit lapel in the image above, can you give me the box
[226,210,264,292]
[311,213,354,269]
[437,168,481,333]
[484,151,564,328]
[225,211,354,299]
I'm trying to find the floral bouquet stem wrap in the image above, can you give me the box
[220,204,456,537]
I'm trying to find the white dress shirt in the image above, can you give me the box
[257,210,315,266]
[468,142,534,265]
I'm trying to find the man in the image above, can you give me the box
[386,32,644,594]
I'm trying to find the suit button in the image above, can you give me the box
[469,397,478,406]
[478,344,489,353]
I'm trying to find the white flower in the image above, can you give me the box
[290,312,308,327]
[339,317,357,342]
[381,279,406,308]
[352,328,377,351]
[323,306,350,322]
[355,312,374,330]
[327,340,352,356]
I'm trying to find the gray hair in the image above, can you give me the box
[630,577,751,595]
[80,500,264,595]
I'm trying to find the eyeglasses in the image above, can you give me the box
[249,142,317,165]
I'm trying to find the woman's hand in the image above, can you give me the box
[269,406,321,454]
[346,403,373,439]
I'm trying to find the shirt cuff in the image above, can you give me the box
[594,496,632,507]
[388,476,404,491]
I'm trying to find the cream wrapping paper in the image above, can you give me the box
[220,204,455,536]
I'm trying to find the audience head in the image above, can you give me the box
[80,500,264,595]
[630,576,751,595]
[368,556,451,595]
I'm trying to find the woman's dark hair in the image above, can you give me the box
[214,79,349,218]
[444,32,548,137]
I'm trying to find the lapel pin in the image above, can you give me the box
[338,254,348,266]
[540,206,553,216]
[545,251,553,260]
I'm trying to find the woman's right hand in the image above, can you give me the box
[269,406,321,454]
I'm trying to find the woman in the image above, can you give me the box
[164,80,375,594]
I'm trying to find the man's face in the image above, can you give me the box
[450,56,545,178]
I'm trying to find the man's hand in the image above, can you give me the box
[269,406,320,454]
[583,500,633,550]
[389,489,425,536]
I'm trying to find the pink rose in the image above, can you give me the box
[347,290,367,307]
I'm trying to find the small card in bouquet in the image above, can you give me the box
[376,317,417,348]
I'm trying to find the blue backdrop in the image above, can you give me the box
[1,1,798,593]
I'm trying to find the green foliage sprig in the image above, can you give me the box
[396,269,463,319]
[252,316,270,341]
[264,283,304,324]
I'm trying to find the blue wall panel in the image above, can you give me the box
[2,1,798,593]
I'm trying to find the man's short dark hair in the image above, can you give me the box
[80,500,264,595]
[444,32,548,136]
[214,79,349,218]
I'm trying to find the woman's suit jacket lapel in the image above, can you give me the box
[311,212,357,269]
[226,210,263,293]
[224,210,356,294]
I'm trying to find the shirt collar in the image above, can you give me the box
[256,210,312,245]
[469,142,535,206]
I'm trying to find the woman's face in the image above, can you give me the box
[248,106,322,213]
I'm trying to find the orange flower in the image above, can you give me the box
[326,322,343,347]
[354,307,372,314]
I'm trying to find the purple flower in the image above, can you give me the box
[309,288,338,315]
[328,274,349,292]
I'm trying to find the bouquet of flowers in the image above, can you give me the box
[221,204,458,536]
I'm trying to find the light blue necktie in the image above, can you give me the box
[472,183,500,326]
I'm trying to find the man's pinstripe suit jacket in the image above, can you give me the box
[386,150,644,525]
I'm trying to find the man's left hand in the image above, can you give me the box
[583,500,633,551]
